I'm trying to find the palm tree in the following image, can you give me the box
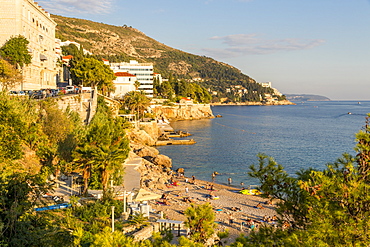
[123,91,150,121]
[73,101,129,196]
[134,80,140,91]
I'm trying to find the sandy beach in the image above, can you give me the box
[150,176,278,244]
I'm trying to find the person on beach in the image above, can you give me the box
[240,182,244,187]
[192,175,196,184]
[228,177,232,185]
[205,183,210,190]
[229,214,234,226]
[185,186,189,194]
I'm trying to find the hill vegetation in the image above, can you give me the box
[286,94,330,101]
[52,15,276,103]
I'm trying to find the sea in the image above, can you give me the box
[156,101,370,187]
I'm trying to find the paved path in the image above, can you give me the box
[123,156,142,191]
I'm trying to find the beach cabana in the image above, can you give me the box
[134,188,161,202]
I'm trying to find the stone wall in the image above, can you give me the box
[150,104,214,121]
[55,92,97,124]
[132,225,154,242]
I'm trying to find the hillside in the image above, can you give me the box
[286,94,330,101]
[52,15,274,100]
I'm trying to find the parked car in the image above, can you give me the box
[9,91,26,96]
[50,89,60,97]
[66,85,75,93]
[30,90,44,99]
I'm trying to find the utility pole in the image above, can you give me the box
[112,206,115,232]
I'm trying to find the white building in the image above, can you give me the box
[0,0,58,90]
[110,60,154,97]
[60,40,92,55]
[260,82,272,88]
[112,72,137,98]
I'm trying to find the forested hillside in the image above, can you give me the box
[52,15,276,102]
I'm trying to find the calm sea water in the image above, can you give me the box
[157,101,370,186]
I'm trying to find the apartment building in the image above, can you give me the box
[110,60,154,97]
[0,0,58,90]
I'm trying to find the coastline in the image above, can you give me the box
[211,100,295,106]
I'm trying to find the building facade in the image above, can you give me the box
[0,0,58,90]
[110,60,154,97]
[112,72,137,98]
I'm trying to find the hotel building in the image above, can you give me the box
[0,0,58,90]
[110,60,154,97]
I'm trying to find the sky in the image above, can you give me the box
[38,0,370,100]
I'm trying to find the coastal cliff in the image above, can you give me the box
[150,104,214,121]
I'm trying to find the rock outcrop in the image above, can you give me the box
[126,105,214,190]
[129,142,172,190]
[151,104,214,121]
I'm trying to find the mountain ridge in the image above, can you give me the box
[52,15,278,102]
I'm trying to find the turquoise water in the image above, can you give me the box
[157,101,370,186]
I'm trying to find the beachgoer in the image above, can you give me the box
[212,173,216,182]
[228,177,232,185]
[250,221,255,230]
[192,175,196,184]
[272,215,278,221]
[240,182,244,187]
[256,203,264,209]
[229,214,234,226]
[185,186,189,194]
[265,199,272,205]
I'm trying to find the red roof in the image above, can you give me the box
[115,72,136,77]
[102,58,109,61]
[62,55,73,59]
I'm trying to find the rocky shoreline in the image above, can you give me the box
[126,115,279,243]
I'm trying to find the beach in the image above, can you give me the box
[150,176,278,244]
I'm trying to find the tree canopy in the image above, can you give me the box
[70,57,116,95]
[0,35,32,68]
[73,97,129,196]
[0,59,22,90]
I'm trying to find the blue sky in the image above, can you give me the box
[39,0,370,100]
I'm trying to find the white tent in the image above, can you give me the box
[133,188,161,202]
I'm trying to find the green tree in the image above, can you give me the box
[122,91,151,120]
[0,92,42,163]
[0,173,52,245]
[184,203,217,244]
[37,101,83,177]
[0,35,32,68]
[73,98,129,196]
[70,57,116,95]
[0,59,22,90]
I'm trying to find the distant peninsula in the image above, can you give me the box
[285,94,330,101]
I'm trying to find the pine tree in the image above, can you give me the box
[184,203,216,243]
